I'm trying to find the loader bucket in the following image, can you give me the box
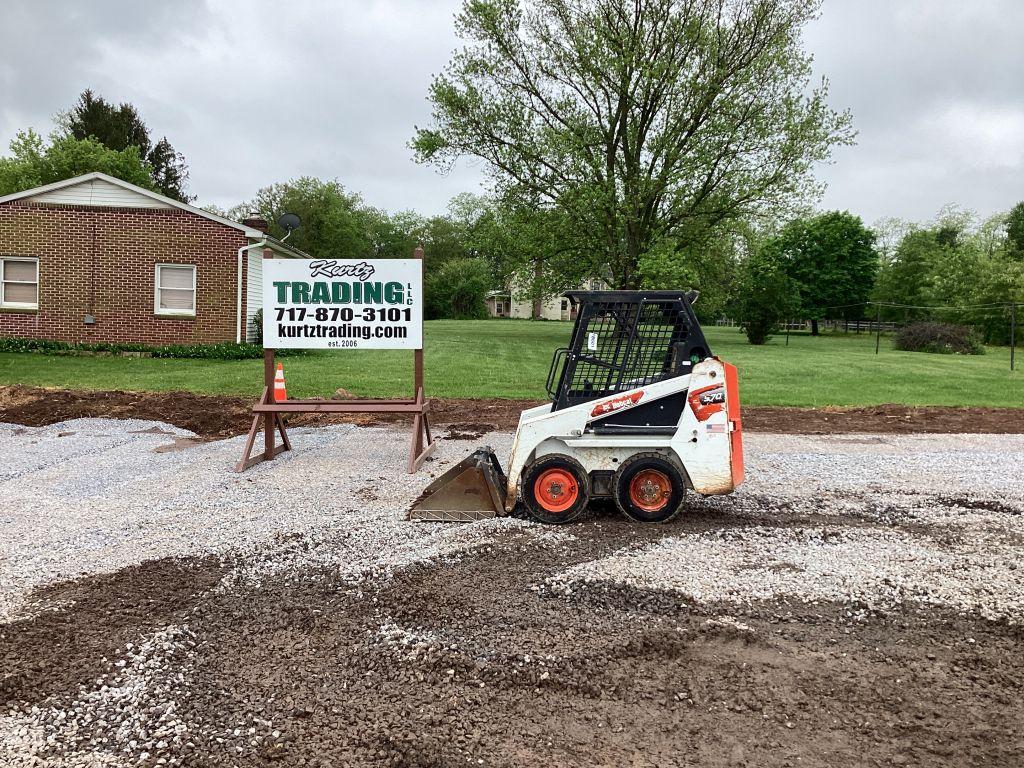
[407,447,508,522]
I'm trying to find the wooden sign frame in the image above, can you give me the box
[235,246,435,474]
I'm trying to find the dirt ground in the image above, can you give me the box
[3,515,1022,768]
[2,391,1024,766]
[2,384,1023,437]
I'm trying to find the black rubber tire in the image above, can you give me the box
[521,454,590,525]
[613,452,686,523]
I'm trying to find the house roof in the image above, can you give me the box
[0,171,309,258]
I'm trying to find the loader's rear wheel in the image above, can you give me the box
[614,453,685,523]
[522,455,589,525]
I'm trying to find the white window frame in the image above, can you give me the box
[0,257,39,310]
[154,263,197,317]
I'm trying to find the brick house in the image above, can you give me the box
[0,172,306,346]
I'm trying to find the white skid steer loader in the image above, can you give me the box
[408,290,744,524]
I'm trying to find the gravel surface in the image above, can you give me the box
[0,418,516,622]
[548,525,1024,621]
[549,433,1024,622]
[3,420,1024,767]
[2,422,1021,623]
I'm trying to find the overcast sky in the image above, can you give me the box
[1,0,1021,226]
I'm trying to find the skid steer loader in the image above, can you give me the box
[408,290,743,524]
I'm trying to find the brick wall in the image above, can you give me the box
[0,203,250,345]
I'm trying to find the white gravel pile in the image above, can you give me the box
[3,423,1022,624]
[0,418,520,622]
[743,433,1024,501]
[548,525,1024,621]
[0,420,569,767]
[550,432,1024,622]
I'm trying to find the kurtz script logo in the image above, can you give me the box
[309,260,376,282]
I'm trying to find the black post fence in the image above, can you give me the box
[874,303,882,355]
[1012,302,1017,372]
[759,300,1020,371]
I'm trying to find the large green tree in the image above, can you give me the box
[636,221,752,320]
[764,211,878,334]
[61,89,191,201]
[461,192,587,308]
[872,211,1023,343]
[1006,201,1024,257]
[370,204,479,264]
[233,178,376,259]
[424,257,494,319]
[0,129,154,197]
[873,229,955,321]
[734,240,801,345]
[412,0,853,289]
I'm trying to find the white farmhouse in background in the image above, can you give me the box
[485,277,608,321]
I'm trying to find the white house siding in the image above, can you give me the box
[508,296,570,320]
[27,179,173,208]
[245,251,264,342]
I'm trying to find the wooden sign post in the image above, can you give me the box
[235,246,435,473]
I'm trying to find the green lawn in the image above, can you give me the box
[0,320,1020,407]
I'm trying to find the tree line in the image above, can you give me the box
[2,0,1020,340]
[2,85,1021,337]
[731,205,1024,345]
[0,89,189,202]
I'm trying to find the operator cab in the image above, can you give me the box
[547,290,710,409]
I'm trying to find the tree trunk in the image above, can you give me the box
[811,318,819,336]
[532,260,543,319]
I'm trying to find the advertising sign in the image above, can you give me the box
[262,258,422,349]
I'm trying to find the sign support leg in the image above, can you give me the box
[277,412,292,451]
[407,385,437,473]
[263,348,275,459]
[235,348,292,471]
[235,407,264,473]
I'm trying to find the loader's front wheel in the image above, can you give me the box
[522,455,589,525]
[614,453,685,523]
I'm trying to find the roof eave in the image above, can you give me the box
[0,171,257,238]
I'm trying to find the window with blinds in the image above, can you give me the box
[0,258,39,309]
[154,264,196,316]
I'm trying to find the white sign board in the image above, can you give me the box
[262,258,422,349]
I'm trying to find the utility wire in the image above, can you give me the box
[809,300,1015,312]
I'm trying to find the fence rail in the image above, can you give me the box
[714,304,1018,371]
[714,318,902,332]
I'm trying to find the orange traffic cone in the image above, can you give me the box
[274,363,287,402]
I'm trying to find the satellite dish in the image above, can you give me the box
[277,212,301,240]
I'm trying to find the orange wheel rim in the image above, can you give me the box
[629,470,671,512]
[534,468,579,513]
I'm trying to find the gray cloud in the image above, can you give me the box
[2,0,1022,225]
[806,0,1024,224]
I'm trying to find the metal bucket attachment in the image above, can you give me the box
[407,447,507,522]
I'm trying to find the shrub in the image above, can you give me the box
[424,257,491,319]
[0,336,307,360]
[734,251,801,345]
[893,322,984,355]
[251,308,264,346]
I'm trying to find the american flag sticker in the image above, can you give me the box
[706,423,727,433]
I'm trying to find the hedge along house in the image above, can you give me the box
[0,172,307,346]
